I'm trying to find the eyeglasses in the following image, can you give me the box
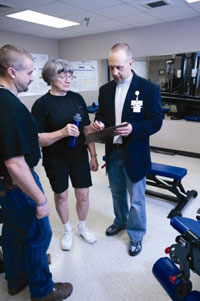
[57,74,76,81]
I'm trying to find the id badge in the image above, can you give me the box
[131,100,143,113]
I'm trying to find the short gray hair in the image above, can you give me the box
[110,43,133,60]
[0,44,33,76]
[42,59,73,85]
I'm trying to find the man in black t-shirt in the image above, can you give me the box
[0,45,73,300]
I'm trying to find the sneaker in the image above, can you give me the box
[61,231,73,251]
[31,282,73,301]
[77,227,97,244]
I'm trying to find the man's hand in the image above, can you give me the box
[36,201,51,219]
[91,120,105,131]
[114,122,133,137]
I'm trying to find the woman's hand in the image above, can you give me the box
[62,123,80,137]
[90,157,99,172]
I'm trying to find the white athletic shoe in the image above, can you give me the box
[61,231,73,251]
[77,227,97,244]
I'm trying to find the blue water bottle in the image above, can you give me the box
[69,113,82,148]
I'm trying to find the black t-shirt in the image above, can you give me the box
[0,89,41,176]
[31,91,90,164]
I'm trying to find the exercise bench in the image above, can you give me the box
[146,162,198,219]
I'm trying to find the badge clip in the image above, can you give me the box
[131,91,143,113]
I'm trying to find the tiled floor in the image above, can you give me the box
[0,143,200,300]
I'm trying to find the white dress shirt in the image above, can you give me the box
[113,74,133,144]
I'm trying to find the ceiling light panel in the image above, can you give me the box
[186,0,200,3]
[6,10,80,28]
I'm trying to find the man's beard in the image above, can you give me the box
[14,80,30,93]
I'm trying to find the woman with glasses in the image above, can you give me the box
[31,59,98,251]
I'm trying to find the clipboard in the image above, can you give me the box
[85,122,129,144]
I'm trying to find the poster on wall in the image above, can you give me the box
[19,53,49,97]
[70,60,98,92]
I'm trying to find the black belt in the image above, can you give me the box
[113,144,124,149]
[0,175,18,191]
[0,168,34,192]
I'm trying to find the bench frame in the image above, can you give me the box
[146,163,198,218]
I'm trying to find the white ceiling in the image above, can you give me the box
[0,0,200,40]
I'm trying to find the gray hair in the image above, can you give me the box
[42,58,73,85]
[110,43,133,60]
[0,44,33,76]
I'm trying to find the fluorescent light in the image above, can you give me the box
[6,10,80,28]
[186,0,200,3]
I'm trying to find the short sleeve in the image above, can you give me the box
[79,94,90,126]
[0,101,31,160]
[31,98,47,133]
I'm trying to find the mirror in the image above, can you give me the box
[148,52,200,97]
[147,52,200,120]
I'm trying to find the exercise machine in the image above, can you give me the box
[153,211,200,300]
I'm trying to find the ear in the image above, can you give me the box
[130,59,134,68]
[7,67,16,79]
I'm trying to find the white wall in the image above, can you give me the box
[151,119,200,154]
[57,16,200,60]
[0,29,58,110]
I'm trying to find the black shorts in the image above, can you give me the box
[43,157,92,194]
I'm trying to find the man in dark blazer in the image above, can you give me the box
[92,43,163,256]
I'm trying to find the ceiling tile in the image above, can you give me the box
[65,11,108,24]
[149,4,198,19]
[116,13,160,25]
[95,3,143,18]
[60,0,122,10]
[163,14,199,22]
[32,2,84,18]
[94,19,130,30]
[0,0,55,10]
[189,2,200,12]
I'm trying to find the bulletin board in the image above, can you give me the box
[19,53,49,97]
[70,60,98,92]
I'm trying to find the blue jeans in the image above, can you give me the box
[0,171,54,298]
[107,149,146,242]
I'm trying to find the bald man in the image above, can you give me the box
[93,43,163,257]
